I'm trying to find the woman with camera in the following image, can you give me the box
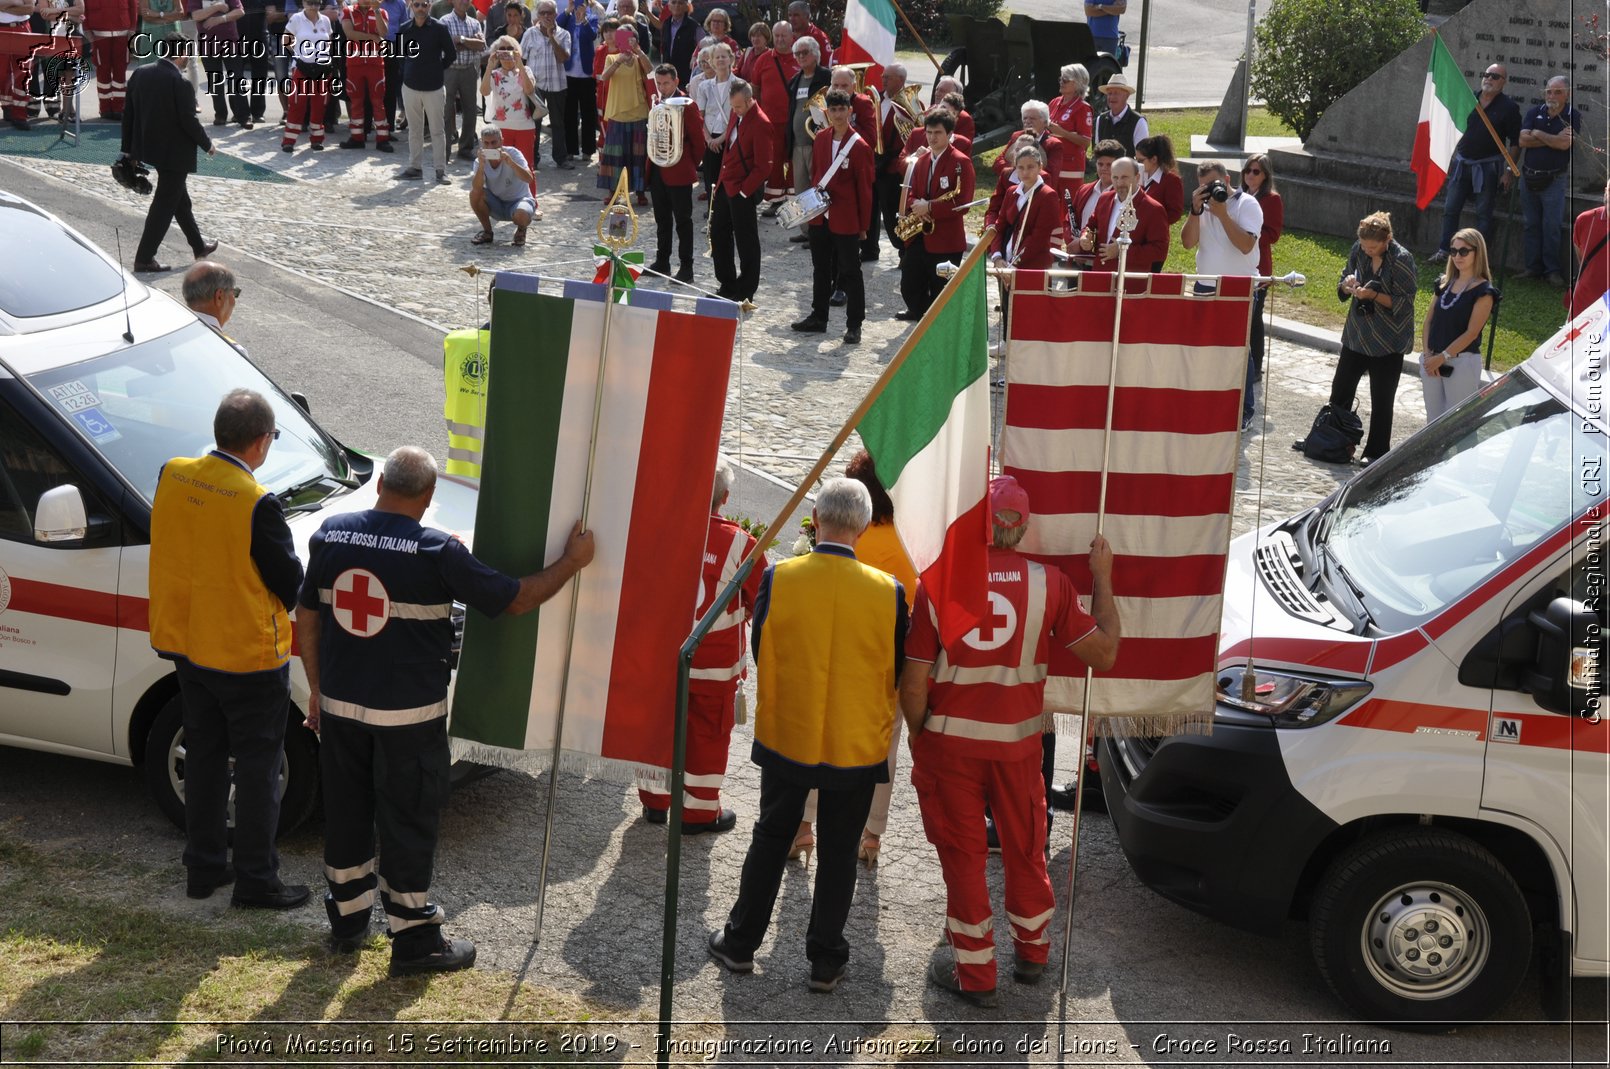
[1419,228,1496,421]
[480,34,541,198]
[1328,210,1418,466]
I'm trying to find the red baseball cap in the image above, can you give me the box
[989,475,1031,529]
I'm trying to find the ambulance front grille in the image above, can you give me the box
[1253,535,1331,626]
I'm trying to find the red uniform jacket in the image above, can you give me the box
[1141,167,1184,224]
[645,84,702,186]
[954,109,975,142]
[991,179,1061,269]
[983,167,1014,230]
[1071,179,1109,230]
[809,126,875,236]
[992,128,1063,183]
[1087,186,1170,272]
[801,21,833,64]
[849,91,877,147]
[900,125,972,165]
[84,0,139,32]
[908,142,974,255]
[879,95,920,173]
[718,104,774,198]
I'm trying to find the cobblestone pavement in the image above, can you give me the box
[8,139,1533,1065]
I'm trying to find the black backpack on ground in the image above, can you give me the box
[1293,404,1363,464]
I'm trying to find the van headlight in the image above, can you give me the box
[1215,665,1371,727]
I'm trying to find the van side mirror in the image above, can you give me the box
[1526,597,1603,720]
[291,391,311,415]
[34,485,88,543]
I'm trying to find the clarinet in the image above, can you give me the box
[1062,187,1075,252]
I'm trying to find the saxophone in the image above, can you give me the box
[895,183,961,243]
[647,95,691,169]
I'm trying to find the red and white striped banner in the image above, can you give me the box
[1001,272,1255,723]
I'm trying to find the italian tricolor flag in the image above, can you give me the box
[858,250,991,647]
[1411,35,1477,210]
[838,0,897,84]
[450,283,737,769]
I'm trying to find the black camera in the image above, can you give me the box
[1204,180,1229,203]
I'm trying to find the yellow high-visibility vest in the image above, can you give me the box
[443,329,490,481]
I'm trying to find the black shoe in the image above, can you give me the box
[212,116,228,127]
[240,120,254,130]
[456,147,475,161]
[791,317,828,333]
[642,805,668,825]
[1014,958,1046,984]
[338,138,366,149]
[843,326,861,345]
[861,250,880,262]
[281,142,294,152]
[715,287,740,301]
[1546,271,1567,288]
[707,929,754,973]
[231,881,311,910]
[1047,783,1079,811]
[193,238,218,258]
[6,118,28,131]
[675,264,694,283]
[310,142,324,150]
[558,159,575,169]
[328,923,371,953]
[399,167,423,179]
[389,935,476,977]
[436,170,450,185]
[185,865,235,899]
[789,233,810,244]
[894,309,923,321]
[132,260,172,274]
[808,960,845,993]
[683,808,737,835]
[647,260,671,275]
[375,140,394,153]
[829,289,846,306]
[927,959,998,1008]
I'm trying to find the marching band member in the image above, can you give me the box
[710,77,772,302]
[992,99,1063,191]
[871,61,917,257]
[1079,156,1169,272]
[982,133,1036,231]
[895,109,973,321]
[928,75,973,141]
[899,92,971,160]
[828,63,876,148]
[1071,138,1123,232]
[790,87,874,345]
[646,61,701,282]
[990,144,1060,271]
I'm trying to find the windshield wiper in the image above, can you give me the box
[1322,548,1375,631]
[276,473,350,513]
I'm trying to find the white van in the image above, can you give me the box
[1101,301,1606,1024]
[0,191,477,834]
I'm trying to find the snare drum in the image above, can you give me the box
[776,187,831,229]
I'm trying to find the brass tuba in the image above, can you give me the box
[647,95,692,169]
[802,85,830,141]
[889,83,924,146]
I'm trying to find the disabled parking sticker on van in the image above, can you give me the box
[70,407,122,444]
[48,380,102,414]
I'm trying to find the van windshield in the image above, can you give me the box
[26,322,351,506]
[1323,370,1605,633]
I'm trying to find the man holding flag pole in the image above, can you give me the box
[1422,58,1520,265]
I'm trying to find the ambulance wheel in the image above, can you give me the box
[143,694,321,838]
[1310,827,1530,1025]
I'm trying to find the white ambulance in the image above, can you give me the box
[1102,301,1607,1024]
[0,192,476,835]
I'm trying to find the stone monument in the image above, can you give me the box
[1267,0,1604,270]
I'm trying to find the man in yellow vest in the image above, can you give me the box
[149,389,310,909]
[442,328,489,481]
[707,477,907,994]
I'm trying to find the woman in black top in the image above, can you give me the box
[1420,227,1498,421]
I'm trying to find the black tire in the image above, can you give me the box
[142,693,321,837]
[1309,827,1531,1025]
[939,46,966,79]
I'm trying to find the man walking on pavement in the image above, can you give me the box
[298,446,595,974]
[148,389,309,910]
[122,33,219,273]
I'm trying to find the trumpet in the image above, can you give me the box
[895,184,961,243]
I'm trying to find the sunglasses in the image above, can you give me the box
[266,429,281,441]
[1243,166,1262,175]
[1449,246,1475,257]
[1481,72,1504,80]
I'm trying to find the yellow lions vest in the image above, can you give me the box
[443,329,490,481]
[148,453,291,673]
[754,549,898,781]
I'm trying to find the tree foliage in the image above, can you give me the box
[1251,0,1425,141]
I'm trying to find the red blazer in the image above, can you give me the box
[1254,189,1283,276]
[645,86,702,186]
[992,128,1063,182]
[1141,167,1185,225]
[1087,187,1169,272]
[810,127,876,236]
[1071,179,1108,230]
[983,168,1014,230]
[900,126,972,166]
[908,143,975,254]
[991,179,1061,269]
[801,21,833,64]
[718,105,774,198]
[954,109,975,142]
[879,96,920,172]
[850,92,877,148]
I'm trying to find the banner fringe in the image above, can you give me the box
[1045,710,1215,739]
[448,738,651,787]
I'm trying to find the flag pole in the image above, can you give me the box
[887,0,943,80]
[532,176,634,942]
[1056,193,1137,1025]
[729,227,998,582]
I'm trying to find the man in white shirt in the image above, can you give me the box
[1181,159,1263,429]
[521,0,571,166]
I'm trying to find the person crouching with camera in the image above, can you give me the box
[1419,228,1497,423]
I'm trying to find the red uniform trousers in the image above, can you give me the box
[91,33,131,115]
[910,731,1054,992]
[346,60,388,142]
[636,686,736,825]
[764,123,788,201]
[0,23,29,121]
[283,67,331,146]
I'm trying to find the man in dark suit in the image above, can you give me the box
[122,33,219,274]
[653,0,696,86]
[710,78,772,303]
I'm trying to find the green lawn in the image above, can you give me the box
[973,107,1564,367]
